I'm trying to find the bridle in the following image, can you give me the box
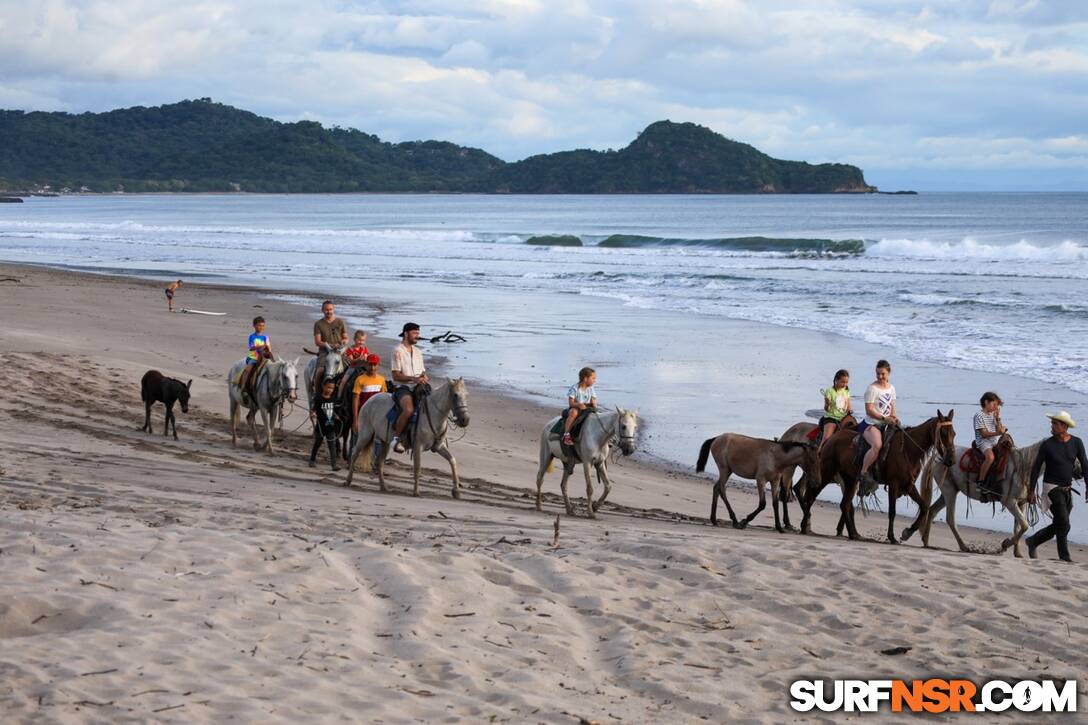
[899,418,954,462]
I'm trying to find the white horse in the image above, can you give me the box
[904,435,1043,556]
[227,357,299,454]
[535,409,639,519]
[345,379,470,497]
[304,347,345,407]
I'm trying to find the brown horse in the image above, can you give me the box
[696,433,819,533]
[779,413,857,535]
[799,410,956,544]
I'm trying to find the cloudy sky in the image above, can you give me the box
[2,0,1086,189]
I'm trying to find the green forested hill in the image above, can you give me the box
[0,99,872,193]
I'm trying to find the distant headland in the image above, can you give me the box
[0,99,878,194]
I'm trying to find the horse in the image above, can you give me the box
[227,357,300,454]
[304,346,345,407]
[534,409,639,519]
[778,414,858,532]
[346,378,470,497]
[695,433,819,532]
[800,410,956,544]
[902,434,1042,556]
[140,369,191,440]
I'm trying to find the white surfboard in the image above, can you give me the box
[804,408,825,420]
[180,308,227,316]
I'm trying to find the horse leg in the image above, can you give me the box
[560,468,574,516]
[249,407,262,451]
[143,401,152,433]
[741,478,767,530]
[800,477,828,535]
[1004,500,1030,557]
[265,406,277,456]
[535,438,553,512]
[591,462,612,513]
[230,399,238,447]
[771,478,783,533]
[943,491,970,553]
[886,486,899,544]
[902,483,930,546]
[163,402,171,437]
[435,442,461,499]
[710,468,739,527]
[840,477,861,540]
[915,493,946,548]
[779,478,795,531]
[411,443,422,497]
[583,463,596,520]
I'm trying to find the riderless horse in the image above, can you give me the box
[141,369,191,440]
[346,378,470,498]
[800,411,956,544]
[535,408,639,519]
[696,433,819,532]
[227,357,300,454]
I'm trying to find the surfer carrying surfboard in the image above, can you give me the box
[165,279,182,312]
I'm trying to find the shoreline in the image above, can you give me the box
[0,258,1067,538]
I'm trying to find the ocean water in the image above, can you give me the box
[3,193,1088,540]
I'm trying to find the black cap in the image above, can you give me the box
[399,322,420,338]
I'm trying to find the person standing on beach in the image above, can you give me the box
[818,369,852,453]
[974,391,1006,496]
[313,300,348,386]
[309,378,341,470]
[164,279,182,312]
[390,322,428,453]
[858,359,898,488]
[1026,411,1088,562]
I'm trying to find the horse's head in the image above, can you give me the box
[281,357,300,402]
[324,347,345,377]
[935,409,956,466]
[449,377,470,427]
[178,379,192,413]
[615,408,639,456]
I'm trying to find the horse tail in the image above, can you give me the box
[696,437,715,473]
[546,460,555,474]
[355,437,375,473]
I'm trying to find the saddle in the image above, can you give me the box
[386,385,431,452]
[550,409,595,465]
[851,425,895,493]
[960,440,1011,502]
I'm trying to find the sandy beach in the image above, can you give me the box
[2,263,1086,722]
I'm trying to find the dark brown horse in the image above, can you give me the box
[141,369,191,440]
[799,410,956,544]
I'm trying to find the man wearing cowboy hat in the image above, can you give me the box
[390,322,429,453]
[1026,411,1088,562]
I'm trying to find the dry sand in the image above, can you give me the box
[1,264,1086,723]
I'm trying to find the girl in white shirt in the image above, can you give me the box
[859,359,899,486]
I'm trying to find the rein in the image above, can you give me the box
[897,419,953,459]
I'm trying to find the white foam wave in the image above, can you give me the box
[869,237,1087,261]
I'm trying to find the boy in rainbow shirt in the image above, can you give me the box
[239,316,274,402]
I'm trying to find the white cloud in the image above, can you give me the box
[0,0,1086,186]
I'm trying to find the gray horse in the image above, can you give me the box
[345,378,470,497]
[227,357,299,454]
[304,347,344,407]
[535,409,639,519]
[903,434,1043,556]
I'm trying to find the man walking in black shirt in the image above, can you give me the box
[1027,411,1088,562]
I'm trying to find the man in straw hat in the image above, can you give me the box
[1026,411,1088,562]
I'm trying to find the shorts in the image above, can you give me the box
[976,436,998,453]
[818,416,844,429]
[164,288,174,300]
[857,421,886,437]
[392,386,414,403]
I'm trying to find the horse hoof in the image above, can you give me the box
[775,527,785,534]
[901,528,913,541]
[451,488,461,500]
[732,521,745,530]
[784,525,797,532]
[888,538,900,546]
